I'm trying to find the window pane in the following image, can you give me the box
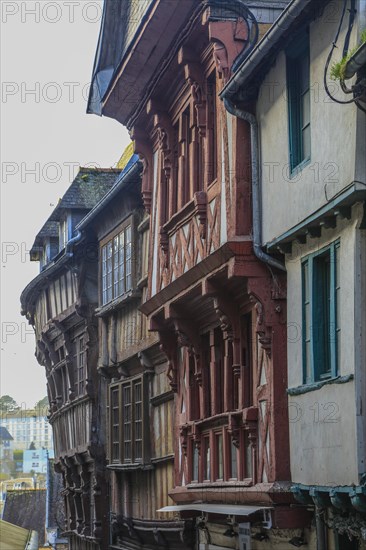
[112,388,120,464]
[301,53,310,92]
[302,261,311,383]
[123,385,132,461]
[313,251,331,379]
[125,225,132,292]
[106,241,113,303]
[231,439,238,479]
[113,235,119,298]
[134,382,143,461]
[302,90,310,127]
[245,434,252,478]
[203,437,210,480]
[119,232,125,295]
[287,36,310,170]
[215,434,223,480]
[126,225,131,247]
[192,443,199,481]
[302,123,311,160]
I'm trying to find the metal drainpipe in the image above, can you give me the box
[315,507,327,550]
[65,229,83,256]
[223,98,286,272]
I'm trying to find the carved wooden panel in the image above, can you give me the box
[255,336,271,484]
[158,197,221,290]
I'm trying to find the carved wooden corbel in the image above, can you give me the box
[205,9,249,83]
[148,105,173,180]
[212,292,241,369]
[228,413,241,448]
[41,332,59,366]
[180,425,188,457]
[194,191,208,239]
[247,280,286,358]
[192,423,202,454]
[138,350,154,375]
[157,328,178,392]
[159,227,169,268]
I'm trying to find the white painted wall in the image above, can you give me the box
[257,1,362,244]
[286,205,364,485]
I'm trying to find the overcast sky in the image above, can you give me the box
[1,0,130,407]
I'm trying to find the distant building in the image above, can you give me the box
[1,410,53,451]
[0,426,13,461]
[23,448,54,474]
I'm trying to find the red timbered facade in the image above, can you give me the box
[88,0,308,546]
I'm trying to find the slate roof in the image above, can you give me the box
[2,490,46,545]
[87,0,153,115]
[48,167,120,221]
[29,167,120,255]
[31,220,59,250]
[0,427,13,441]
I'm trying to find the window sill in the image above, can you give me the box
[290,157,311,179]
[151,453,174,464]
[96,289,141,317]
[150,390,174,407]
[186,480,253,489]
[107,462,154,471]
[287,374,354,396]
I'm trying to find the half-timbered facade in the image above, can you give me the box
[21,167,120,550]
[88,1,310,547]
[76,154,194,549]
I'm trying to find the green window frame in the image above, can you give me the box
[302,240,340,384]
[287,31,311,173]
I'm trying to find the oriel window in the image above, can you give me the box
[101,222,133,305]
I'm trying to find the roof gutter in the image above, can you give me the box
[220,0,314,99]
[223,98,285,271]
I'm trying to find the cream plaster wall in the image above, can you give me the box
[286,205,364,485]
[257,1,361,244]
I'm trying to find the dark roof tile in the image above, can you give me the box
[3,490,46,545]
[0,426,13,440]
[48,167,120,221]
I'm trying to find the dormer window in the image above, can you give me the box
[59,218,69,251]
[101,218,133,305]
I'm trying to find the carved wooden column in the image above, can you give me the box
[248,275,289,482]
[131,127,154,214]
[101,317,109,368]
[80,464,91,536]
[179,50,207,198]
[63,462,77,531]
